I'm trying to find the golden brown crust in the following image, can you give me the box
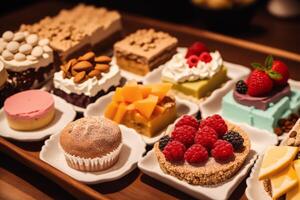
[154,121,251,185]
[60,117,121,158]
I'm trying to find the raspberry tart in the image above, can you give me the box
[161,42,228,99]
[154,114,250,185]
[222,55,300,133]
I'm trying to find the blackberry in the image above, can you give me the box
[159,135,171,151]
[223,131,244,150]
[236,80,248,94]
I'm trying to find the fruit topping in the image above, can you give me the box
[185,42,209,58]
[211,140,234,161]
[134,95,158,119]
[199,114,228,137]
[272,60,289,86]
[187,55,199,68]
[159,135,171,151]
[195,126,218,150]
[163,140,186,162]
[198,52,212,63]
[247,69,274,97]
[235,80,248,94]
[171,125,197,147]
[223,131,244,150]
[184,144,208,164]
[175,115,199,129]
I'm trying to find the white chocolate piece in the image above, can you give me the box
[42,53,49,59]
[31,46,43,57]
[2,31,14,42]
[42,45,52,53]
[2,50,14,60]
[26,34,38,46]
[19,44,32,55]
[14,53,26,61]
[38,38,49,46]
[13,32,25,42]
[6,41,19,53]
[27,55,37,61]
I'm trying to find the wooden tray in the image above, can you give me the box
[1,1,300,200]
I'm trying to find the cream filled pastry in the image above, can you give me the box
[4,90,55,131]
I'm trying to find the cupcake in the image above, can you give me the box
[60,117,122,172]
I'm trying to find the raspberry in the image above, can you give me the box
[185,42,209,58]
[223,131,244,150]
[187,55,199,68]
[171,125,197,147]
[235,80,248,94]
[184,144,208,164]
[163,141,186,162]
[195,126,218,150]
[159,135,171,151]
[247,69,273,97]
[198,52,212,63]
[200,114,228,138]
[211,140,234,161]
[175,115,199,129]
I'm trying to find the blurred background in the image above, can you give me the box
[0,0,299,52]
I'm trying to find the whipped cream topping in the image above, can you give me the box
[53,63,121,97]
[161,50,223,83]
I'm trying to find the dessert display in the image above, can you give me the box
[258,120,300,200]
[222,56,300,132]
[161,42,228,99]
[3,90,55,131]
[59,116,122,172]
[20,4,122,61]
[114,29,178,75]
[104,81,177,137]
[0,30,54,91]
[154,114,250,185]
[53,51,122,108]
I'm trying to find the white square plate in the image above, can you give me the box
[138,122,278,200]
[0,94,76,142]
[40,125,146,184]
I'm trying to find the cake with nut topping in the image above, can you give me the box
[53,51,122,108]
[114,29,178,75]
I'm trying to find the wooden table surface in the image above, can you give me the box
[0,1,299,200]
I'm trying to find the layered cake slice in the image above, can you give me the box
[20,4,122,61]
[53,51,122,108]
[104,82,177,137]
[0,31,54,92]
[222,56,300,133]
[114,29,178,75]
[161,42,228,99]
[155,114,250,185]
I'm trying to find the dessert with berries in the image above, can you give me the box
[114,29,178,75]
[154,114,250,185]
[0,31,54,92]
[20,4,122,61]
[104,81,177,137]
[222,56,300,132]
[53,51,122,108]
[161,42,228,99]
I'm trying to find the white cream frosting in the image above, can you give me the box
[0,31,53,72]
[53,63,122,97]
[161,50,223,83]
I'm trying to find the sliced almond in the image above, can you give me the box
[95,64,110,72]
[72,61,93,71]
[74,71,86,83]
[71,68,78,76]
[78,52,95,61]
[66,58,77,72]
[94,56,111,63]
[88,69,102,78]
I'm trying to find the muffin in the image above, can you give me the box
[60,117,122,172]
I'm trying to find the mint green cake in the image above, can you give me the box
[222,90,300,132]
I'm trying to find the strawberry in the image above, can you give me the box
[247,69,273,96]
[271,60,289,85]
[185,42,209,58]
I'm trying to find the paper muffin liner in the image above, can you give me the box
[62,143,123,172]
